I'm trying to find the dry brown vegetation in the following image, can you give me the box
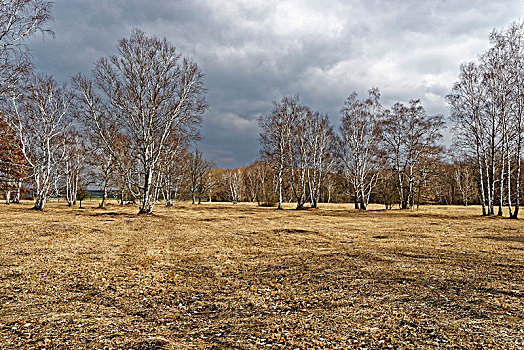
[0,201,523,349]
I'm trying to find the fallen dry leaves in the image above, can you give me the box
[0,201,523,349]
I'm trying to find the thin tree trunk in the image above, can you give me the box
[13,180,21,203]
[485,156,493,215]
[72,173,78,205]
[511,99,523,219]
[512,155,521,219]
[477,151,487,215]
[498,148,505,216]
[33,195,46,211]
[139,167,153,214]
[359,194,366,210]
[277,167,283,210]
[100,184,107,208]
[507,147,513,218]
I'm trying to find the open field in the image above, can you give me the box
[0,201,523,349]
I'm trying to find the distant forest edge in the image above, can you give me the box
[0,1,523,217]
[8,161,485,208]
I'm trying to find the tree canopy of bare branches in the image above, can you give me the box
[0,0,53,97]
[448,21,524,218]
[73,29,207,214]
[3,74,72,210]
[259,95,334,209]
[338,88,382,210]
[381,100,444,209]
[259,95,300,209]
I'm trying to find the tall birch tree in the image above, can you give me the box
[73,29,207,214]
[338,88,382,210]
[4,74,72,210]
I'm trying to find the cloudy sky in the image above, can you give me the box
[28,0,524,168]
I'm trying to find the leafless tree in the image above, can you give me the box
[157,138,189,206]
[188,149,213,204]
[447,62,491,214]
[259,95,301,209]
[62,130,85,207]
[454,160,475,206]
[73,29,206,214]
[305,111,334,208]
[381,100,443,209]
[287,104,311,209]
[321,172,337,204]
[338,88,382,210]
[223,168,243,203]
[448,22,524,218]
[3,74,72,210]
[375,168,397,209]
[243,164,258,203]
[0,0,53,97]
[481,29,513,216]
[506,22,524,218]
[260,96,335,209]
[86,137,116,208]
[247,161,277,206]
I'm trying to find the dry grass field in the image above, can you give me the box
[0,201,523,349]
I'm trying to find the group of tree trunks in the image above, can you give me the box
[258,92,443,211]
[0,1,206,213]
[448,22,524,218]
[1,2,523,217]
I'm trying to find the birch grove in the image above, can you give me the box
[2,14,524,217]
[73,29,207,214]
[4,74,72,210]
[381,100,443,209]
[338,88,381,210]
[448,21,524,218]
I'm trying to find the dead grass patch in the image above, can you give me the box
[0,201,522,349]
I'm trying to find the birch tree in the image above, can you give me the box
[259,95,300,209]
[481,30,512,216]
[287,105,310,209]
[338,88,382,210]
[0,0,53,97]
[305,111,334,208]
[62,130,85,207]
[447,63,491,214]
[188,149,213,204]
[73,29,206,213]
[4,74,72,210]
[87,137,116,208]
[157,137,189,206]
[381,100,443,209]
[448,21,524,217]
[506,21,524,218]
[224,168,243,203]
[454,160,475,206]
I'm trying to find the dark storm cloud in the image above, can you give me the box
[27,0,524,167]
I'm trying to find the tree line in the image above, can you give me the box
[0,2,207,213]
[257,91,446,211]
[448,21,524,218]
[0,1,523,217]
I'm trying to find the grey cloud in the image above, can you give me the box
[25,0,524,167]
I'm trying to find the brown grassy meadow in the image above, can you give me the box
[0,201,523,349]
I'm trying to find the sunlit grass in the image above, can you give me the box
[0,201,522,349]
